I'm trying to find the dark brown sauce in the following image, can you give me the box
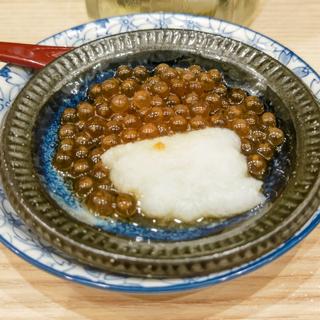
[53,64,284,219]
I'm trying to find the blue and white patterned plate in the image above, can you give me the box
[0,13,320,293]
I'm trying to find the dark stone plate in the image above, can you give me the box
[1,29,320,278]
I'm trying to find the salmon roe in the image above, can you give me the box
[54,64,285,218]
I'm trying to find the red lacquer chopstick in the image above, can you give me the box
[0,42,72,69]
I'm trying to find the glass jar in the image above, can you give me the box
[86,0,263,26]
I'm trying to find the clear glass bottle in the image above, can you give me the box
[86,0,263,26]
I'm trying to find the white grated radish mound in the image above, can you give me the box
[101,128,265,222]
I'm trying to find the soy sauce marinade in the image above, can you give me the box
[53,64,284,219]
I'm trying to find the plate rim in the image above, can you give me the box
[0,12,320,293]
[1,211,320,293]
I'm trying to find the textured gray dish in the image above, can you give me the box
[1,29,320,278]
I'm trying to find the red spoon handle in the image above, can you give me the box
[0,42,72,69]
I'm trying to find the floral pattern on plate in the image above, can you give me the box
[0,13,319,293]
